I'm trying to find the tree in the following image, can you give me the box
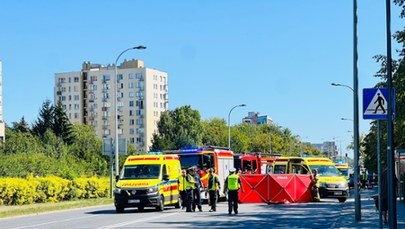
[151,105,203,150]
[11,116,31,133]
[201,118,227,147]
[32,100,54,138]
[53,100,73,144]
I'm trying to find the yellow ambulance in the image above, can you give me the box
[302,157,349,202]
[271,156,349,202]
[114,154,182,213]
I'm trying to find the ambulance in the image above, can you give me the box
[270,156,349,202]
[114,154,181,213]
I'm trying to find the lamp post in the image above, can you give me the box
[228,104,246,150]
[114,45,146,176]
[332,81,361,221]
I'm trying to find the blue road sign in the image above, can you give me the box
[363,88,395,120]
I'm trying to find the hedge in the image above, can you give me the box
[0,176,109,206]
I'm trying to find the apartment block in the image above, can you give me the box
[54,59,168,152]
[0,61,4,141]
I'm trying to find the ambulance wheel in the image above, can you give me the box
[156,195,164,211]
[115,206,124,213]
[138,206,144,211]
[338,197,347,203]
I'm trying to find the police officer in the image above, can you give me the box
[185,167,195,212]
[206,168,220,212]
[177,169,187,210]
[192,167,203,212]
[223,168,243,215]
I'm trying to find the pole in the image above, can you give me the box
[385,0,397,227]
[114,46,146,176]
[353,0,361,221]
[377,120,382,229]
[227,104,246,150]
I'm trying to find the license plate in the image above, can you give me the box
[334,191,342,196]
[128,199,140,204]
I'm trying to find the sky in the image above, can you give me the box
[0,1,403,158]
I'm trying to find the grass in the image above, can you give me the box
[0,198,114,218]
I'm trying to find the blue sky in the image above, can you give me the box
[0,1,403,157]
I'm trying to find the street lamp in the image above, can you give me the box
[228,104,246,150]
[341,117,354,122]
[114,45,146,176]
[332,80,361,221]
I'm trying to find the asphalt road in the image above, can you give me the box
[0,197,352,229]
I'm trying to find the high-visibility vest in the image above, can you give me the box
[185,174,195,190]
[178,175,186,191]
[208,175,219,191]
[227,174,239,191]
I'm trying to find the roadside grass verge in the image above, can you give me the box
[0,198,114,218]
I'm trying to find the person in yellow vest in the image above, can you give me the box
[185,167,195,212]
[223,168,243,215]
[177,169,187,210]
[206,168,220,212]
[311,169,320,202]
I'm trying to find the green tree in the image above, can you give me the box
[53,100,74,144]
[151,105,203,150]
[11,116,31,133]
[32,100,54,138]
[201,118,227,146]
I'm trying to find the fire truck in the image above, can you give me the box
[234,152,280,174]
[163,146,234,200]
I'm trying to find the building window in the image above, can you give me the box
[74,77,79,83]
[129,119,135,125]
[117,74,123,81]
[129,92,135,98]
[129,101,134,107]
[129,73,135,79]
[103,75,110,81]
[129,82,134,88]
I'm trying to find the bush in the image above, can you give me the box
[0,176,109,205]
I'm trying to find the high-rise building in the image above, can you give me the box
[0,61,4,141]
[54,59,168,152]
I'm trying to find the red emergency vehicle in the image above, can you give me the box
[234,152,280,174]
[163,145,234,199]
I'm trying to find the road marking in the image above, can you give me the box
[98,212,179,229]
[12,215,99,229]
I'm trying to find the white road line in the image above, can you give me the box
[98,212,179,229]
[12,215,99,229]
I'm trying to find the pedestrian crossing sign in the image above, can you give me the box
[363,88,395,120]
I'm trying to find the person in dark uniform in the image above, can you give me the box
[206,168,220,212]
[223,168,243,215]
[185,167,195,212]
[192,167,203,212]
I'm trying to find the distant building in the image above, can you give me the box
[54,59,168,152]
[242,112,272,125]
[313,141,337,158]
[0,61,4,141]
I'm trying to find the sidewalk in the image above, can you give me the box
[334,188,405,228]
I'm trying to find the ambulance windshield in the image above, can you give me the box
[121,164,161,179]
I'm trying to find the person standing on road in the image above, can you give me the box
[192,167,203,212]
[311,169,320,202]
[223,168,243,215]
[185,167,195,212]
[206,168,220,212]
[178,169,187,210]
